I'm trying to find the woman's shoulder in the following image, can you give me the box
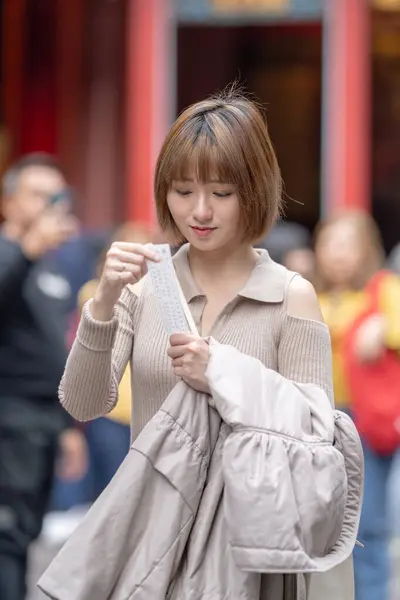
[259,254,324,324]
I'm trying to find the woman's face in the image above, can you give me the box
[316,221,366,288]
[167,176,242,254]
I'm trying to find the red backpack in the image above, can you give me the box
[343,271,400,455]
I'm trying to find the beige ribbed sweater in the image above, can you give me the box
[60,245,333,440]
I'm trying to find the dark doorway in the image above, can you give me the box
[372,10,400,253]
[177,23,323,231]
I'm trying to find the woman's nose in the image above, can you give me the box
[192,195,213,222]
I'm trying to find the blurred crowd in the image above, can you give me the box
[1,153,400,599]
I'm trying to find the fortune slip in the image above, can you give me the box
[146,244,197,336]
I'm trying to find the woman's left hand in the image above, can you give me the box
[168,333,211,394]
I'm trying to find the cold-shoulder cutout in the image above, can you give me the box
[286,274,324,323]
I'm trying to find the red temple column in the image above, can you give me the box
[125,0,175,225]
[321,0,371,216]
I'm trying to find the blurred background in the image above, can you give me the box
[1,0,400,599]
[0,0,399,244]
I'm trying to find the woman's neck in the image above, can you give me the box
[328,282,360,295]
[188,243,258,291]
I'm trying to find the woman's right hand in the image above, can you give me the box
[91,242,160,321]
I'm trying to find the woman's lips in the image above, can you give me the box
[190,226,216,238]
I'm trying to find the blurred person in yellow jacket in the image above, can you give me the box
[315,211,400,600]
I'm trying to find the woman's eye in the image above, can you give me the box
[176,189,192,197]
[214,191,232,198]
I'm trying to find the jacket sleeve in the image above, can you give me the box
[204,280,357,574]
[59,286,136,421]
[0,237,34,308]
[206,275,335,424]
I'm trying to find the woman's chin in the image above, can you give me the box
[187,233,238,256]
[187,233,221,252]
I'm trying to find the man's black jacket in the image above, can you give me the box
[0,234,72,403]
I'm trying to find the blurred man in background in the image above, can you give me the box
[0,153,87,600]
[257,220,311,264]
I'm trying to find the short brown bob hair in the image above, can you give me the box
[154,88,282,244]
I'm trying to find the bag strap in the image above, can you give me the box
[365,270,388,311]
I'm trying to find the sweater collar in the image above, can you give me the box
[173,243,286,304]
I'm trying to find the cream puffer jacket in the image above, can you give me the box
[38,341,363,600]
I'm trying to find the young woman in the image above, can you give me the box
[60,91,326,419]
[315,212,400,600]
[47,90,354,599]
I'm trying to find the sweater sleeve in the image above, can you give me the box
[59,286,136,421]
[277,314,335,407]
